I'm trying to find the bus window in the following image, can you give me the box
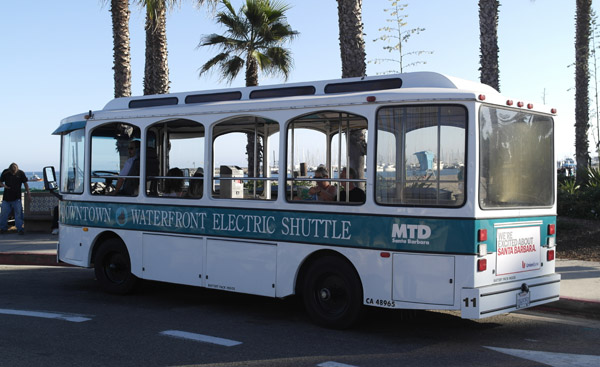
[90,123,140,196]
[60,128,85,194]
[376,105,466,206]
[479,106,554,208]
[286,111,368,203]
[212,116,279,200]
[146,119,205,198]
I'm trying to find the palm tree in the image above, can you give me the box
[104,0,134,167]
[198,0,298,87]
[478,0,500,91]
[138,0,218,95]
[138,0,172,95]
[108,0,132,98]
[575,0,592,185]
[336,0,367,181]
[199,0,297,176]
[336,0,366,78]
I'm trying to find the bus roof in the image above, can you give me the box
[55,72,556,132]
[101,72,499,112]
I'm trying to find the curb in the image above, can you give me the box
[0,252,62,266]
[533,297,600,320]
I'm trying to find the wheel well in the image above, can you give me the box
[90,231,123,266]
[295,249,362,296]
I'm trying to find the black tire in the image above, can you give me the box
[94,238,138,294]
[302,256,363,329]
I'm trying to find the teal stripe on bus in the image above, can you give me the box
[58,200,554,255]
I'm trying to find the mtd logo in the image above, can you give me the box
[392,223,431,245]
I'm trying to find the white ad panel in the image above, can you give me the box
[496,226,541,276]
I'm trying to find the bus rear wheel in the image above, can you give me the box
[302,256,363,329]
[94,238,137,294]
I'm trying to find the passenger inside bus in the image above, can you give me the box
[112,140,140,196]
[163,167,184,197]
[307,166,337,201]
[187,168,203,198]
[339,167,366,203]
[145,146,160,196]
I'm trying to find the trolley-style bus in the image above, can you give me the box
[45,72,560,328]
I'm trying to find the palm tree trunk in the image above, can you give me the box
[336,0,367,179]
[144,2,170,95]
[336,0,366,78]
[110,0,132,98]
[575,0,592,185]
[245,56,259,87]
[479,0,500,91]
[245,57,260,177]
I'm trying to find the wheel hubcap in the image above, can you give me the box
[104,252,128,284]
[319,288,331,301]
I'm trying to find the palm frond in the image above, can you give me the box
[220,56,245,83]
[198,52,230,76]
[197,0,297,85]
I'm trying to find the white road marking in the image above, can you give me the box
[317,362,358,367]
[485,346,600,367]
[0,308,91,323]
[160,330,242,347]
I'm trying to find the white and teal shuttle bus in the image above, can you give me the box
[45,72,560,328]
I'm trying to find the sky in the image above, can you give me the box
[0,0,587,172]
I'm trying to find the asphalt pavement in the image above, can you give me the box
[0,230,598,319]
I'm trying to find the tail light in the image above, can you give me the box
[477,259,487,272]
[478,229,487,242]
[547,250,555,261]
[548,224,555,235]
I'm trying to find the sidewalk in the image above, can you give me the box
[0,231,59,266]
[0,232,598,319]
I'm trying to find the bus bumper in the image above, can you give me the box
[460,273,561,319]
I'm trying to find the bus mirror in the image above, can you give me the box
[43,166,58,191]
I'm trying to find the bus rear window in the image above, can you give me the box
[479,106,554,208]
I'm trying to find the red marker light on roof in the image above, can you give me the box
[478,94,486,101]
[551,108,557,114]
[366,96,376,102]
[506,100,514,106]
[517,101,524,107]
[527,103,534,109]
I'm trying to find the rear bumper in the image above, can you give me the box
[460,273,561,319]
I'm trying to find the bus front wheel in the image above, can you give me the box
[94,238,138,294]
[302,256,363,329]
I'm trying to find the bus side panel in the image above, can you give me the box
[58,224,88,267]
[392,254,455,306]
[206,239,277,297]
[141,233,204,287]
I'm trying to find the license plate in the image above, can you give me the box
[516,291,530,309]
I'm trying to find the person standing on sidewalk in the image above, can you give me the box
[0,163,31,235]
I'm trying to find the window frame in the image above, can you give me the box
[478,105,555,209]
[374,103,468,208]
[284,110,369,205]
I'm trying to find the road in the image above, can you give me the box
[1,265,599,367]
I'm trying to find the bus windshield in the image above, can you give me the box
[479,106,554,208]
[60,128,85,194]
